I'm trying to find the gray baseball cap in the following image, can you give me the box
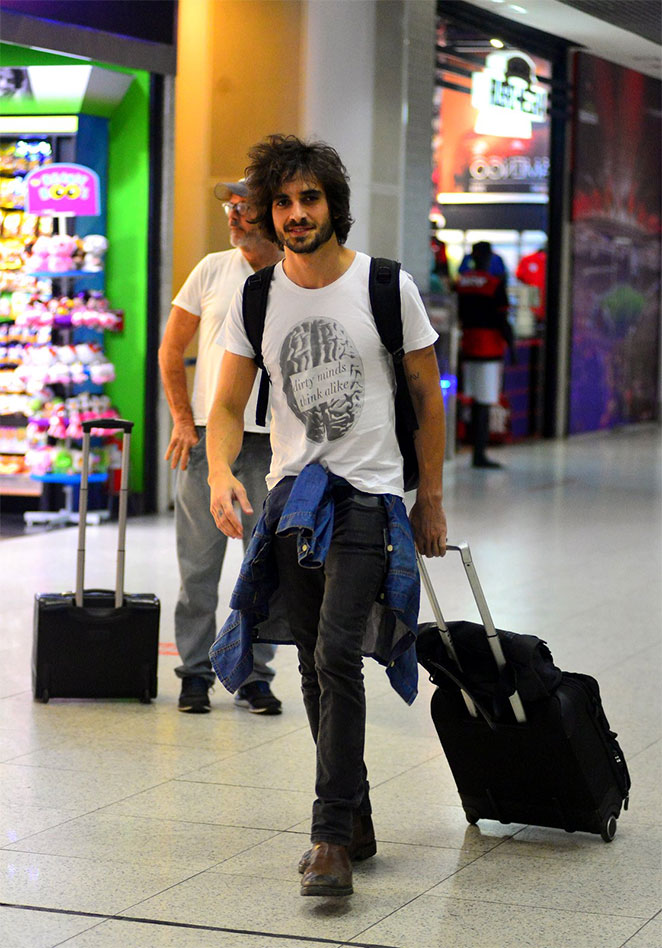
[214,179,249,201]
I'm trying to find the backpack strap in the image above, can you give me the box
[369,257,404,362]
[368,257,420,476]
[242,264,276,427]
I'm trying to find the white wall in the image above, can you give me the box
[301,0,437,287]
[302,0,377,253]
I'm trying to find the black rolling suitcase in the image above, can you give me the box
[32,419,160,704]
[416,543,630,842]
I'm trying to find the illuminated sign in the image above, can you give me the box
[24,163,100,217]
[472,51,548,139]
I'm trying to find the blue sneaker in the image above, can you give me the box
[234,681,282,715]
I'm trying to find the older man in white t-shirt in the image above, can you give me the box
[159,181,283,714]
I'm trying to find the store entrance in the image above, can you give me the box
[432,15,552,446]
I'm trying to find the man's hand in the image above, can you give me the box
[209,473,253,539]
[164,420,199,471]
[409,492,448,557]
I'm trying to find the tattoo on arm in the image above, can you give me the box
[407,370,420,382]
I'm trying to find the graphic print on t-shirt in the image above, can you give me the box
[279,318,364,443]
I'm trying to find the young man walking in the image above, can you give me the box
[206,135,447,896]
[159,180,283,715]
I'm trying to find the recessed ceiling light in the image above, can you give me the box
[509,4,528,12]
[490,38,505,48]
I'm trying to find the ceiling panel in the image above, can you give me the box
[556,0,661,45]
[460,0,661,79]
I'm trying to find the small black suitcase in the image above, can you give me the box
[32,419,160,703]
[416,544,630,842]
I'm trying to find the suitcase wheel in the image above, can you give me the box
[464,808,480,825]
[39,689,49,704]
[139,691,152,705]
[600,814,618,843]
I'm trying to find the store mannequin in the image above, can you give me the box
[454,241,515,468]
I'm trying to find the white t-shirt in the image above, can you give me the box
[171,248,267,431]
[223,251,437,496]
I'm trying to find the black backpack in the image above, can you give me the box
[242,256,420,491]
[416,620,564,719]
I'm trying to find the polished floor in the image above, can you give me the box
[1,427,660,948]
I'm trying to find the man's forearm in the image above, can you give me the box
[408,381,448,557]
[158,346,195,426]
[413,393,446,499]
[206,399,244,482]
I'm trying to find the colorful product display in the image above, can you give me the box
[0,137,121,486]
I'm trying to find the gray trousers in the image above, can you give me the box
[174,428,276,686]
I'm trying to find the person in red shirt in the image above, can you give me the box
[455,242,515,468]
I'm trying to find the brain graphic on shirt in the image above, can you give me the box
[279,318,364,442]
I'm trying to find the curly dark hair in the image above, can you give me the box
[245,134,354,247]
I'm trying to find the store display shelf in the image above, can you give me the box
[0,473,42,496]
[0,412,28,425]
[23,471,110,529]
[30,472,108,486]
[24,270,104,279]
[1,137,116,507]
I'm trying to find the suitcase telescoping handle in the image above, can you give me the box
[76,419,134,609]
[417,543,527,724]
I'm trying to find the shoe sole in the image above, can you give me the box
[178,703,211,713]
[234,701,282,715]
[301,883,353,897]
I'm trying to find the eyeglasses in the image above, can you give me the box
[222,201,252,217]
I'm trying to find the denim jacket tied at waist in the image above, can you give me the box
[209,462,421,704]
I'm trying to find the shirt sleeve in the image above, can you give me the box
[171,256,207,316]
[220,283,256,358]
[400,270,438,353]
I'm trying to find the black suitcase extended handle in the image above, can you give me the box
[82,418,134,434]
[417,543,527,724]
[76,419,132,608]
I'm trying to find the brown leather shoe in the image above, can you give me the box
[298,812,376,874]
[300,842,353,897]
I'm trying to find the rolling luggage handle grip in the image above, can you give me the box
[76,419,133,609]
[417,544,527,724]
[81,419,134,434]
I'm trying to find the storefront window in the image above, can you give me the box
[433,15,553,441]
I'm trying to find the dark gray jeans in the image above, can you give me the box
[274,492,387,846]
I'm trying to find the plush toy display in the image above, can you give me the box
[47,234,78,273]
[51,447,73,474]
[24,446,53,476]
[82,234,108,271]
[25,235,51,272]
[22,233,108,274]
[0,208,121,487]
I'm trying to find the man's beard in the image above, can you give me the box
[282,217,334,255]
[230,227,258,251]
